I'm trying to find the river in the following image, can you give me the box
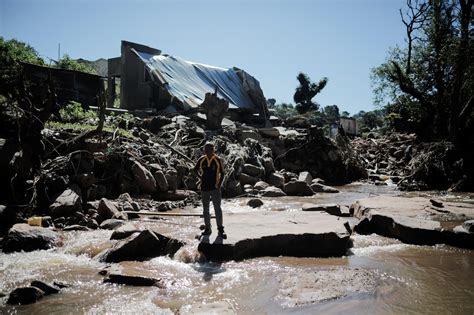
[1,184,473,314]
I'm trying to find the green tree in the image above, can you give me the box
[322,105,340,124]
[56,54,96,74]
[372,0,473,145]
[293,72,328,114]
[341,111,350,118]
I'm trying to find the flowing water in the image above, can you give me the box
[1,184,473,314]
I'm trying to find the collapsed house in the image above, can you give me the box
[107,41,269,124]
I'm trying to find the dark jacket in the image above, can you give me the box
[194,154,224,191]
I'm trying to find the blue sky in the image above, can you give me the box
[1,0,406,115]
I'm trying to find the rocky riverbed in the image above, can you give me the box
[1,184,473,314]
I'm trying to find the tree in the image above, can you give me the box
[293,72,328,114]
[372,0,473,145]
[341,111,350,118]
[56,54,96,74]
[322,105,340,124]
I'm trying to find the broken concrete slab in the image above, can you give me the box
[197,211,351,261]
[351,196,474,249]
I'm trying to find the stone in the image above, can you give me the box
[351,196,474,249]
[132,161,157,194]
[261,186,286,197]
[30,280,60,295]
[198,211,351,261]
[224,180,243,198]
[283,181,314,196]
[302,203,341,216]
[239,173,258,186]
[312,178,326,185]
[310,183,339,193]
[86,219,99,229]
[7,287,44,305]
[0,205,17,235]
[266,172,285,188]
[100,219,126,230]
[298,171,312,185]
[243,164,263,177]
[247,198,264,208]
[263,157,275,175]
[104,273,161,287]
[97,198,128,223]
[117,192,133,204]
[462,220,474,233]
[153,170,169,192]
[2,224,60,253]
[99,229,184,263]
[165,168,178,191]
[201,92,229,130]
[86,184,107,201]
[253,181,269,191]
[110,223,141,240]
[49,185,82,218]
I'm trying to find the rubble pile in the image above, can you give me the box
[352,133,473,191]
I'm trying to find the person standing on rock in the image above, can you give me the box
[194,142,227,239]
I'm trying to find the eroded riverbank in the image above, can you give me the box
[1,184,473,314]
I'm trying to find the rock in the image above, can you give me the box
[266,172,285,188]
[351,196,474,249]
[253,181,269,191]
[198,211,351,261]
[462,220,474,233]
[49,185,82,218]
[430,199,444,208]
[310,183,339,193]
[86,219,99,229]
[100,219,126,230]
[104,274,161,287]
[165,168,178,191]
[302,203,341,216]
[131,201,140,211]
[2,224,59,253]
[312,178,325,185]
[247,198,264,208]
[117,192,133,204]
[263,158,275,175]
[180,301,236,315]
[63,225,89,231]
[97,198,128,223]
[283,181,314,196]
[76,172,96,188]
[239,173,258,186]
[156,190,196,201]
[298,171,312,185]
[243,164,263,177]
[261,186,286,197]
[153,170,169,192]
[132,161,157,194]
[86,184,107,201]
[100,229,184,263]
[0,205,17,235]
[7,287,44,305]
[110,223,141,240]
[30,280,60,295]
[224,180,243,197]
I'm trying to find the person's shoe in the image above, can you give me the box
[218,227,227,239]
[201,227,212,236]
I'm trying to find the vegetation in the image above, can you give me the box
[58,101,97,123]
[372,0,473,145]
[56,54,96,74]
[293,72,328,114]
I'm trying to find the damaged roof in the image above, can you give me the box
[135,51,264,111]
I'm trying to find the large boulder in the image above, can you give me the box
[97,198,127,223]
[261,186,286,197]
[100,219,126,230]
[2,224,60,253]
[132,161,157,194]
[253,181,269,191]
[153,170,169,192]
[266,172,285,188]
[0,205,17,235]
[239,173,258,186]
[110,223,141,240]
[7,287,44,305]
[263,158,275,175]
[49,185,82,218]
[310,183,339,193]
[224,180,243,198]
[99,229,184,263]
[243,164,263,177]
[283,181,314,196]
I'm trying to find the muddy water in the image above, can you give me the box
[1,184,473,314]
